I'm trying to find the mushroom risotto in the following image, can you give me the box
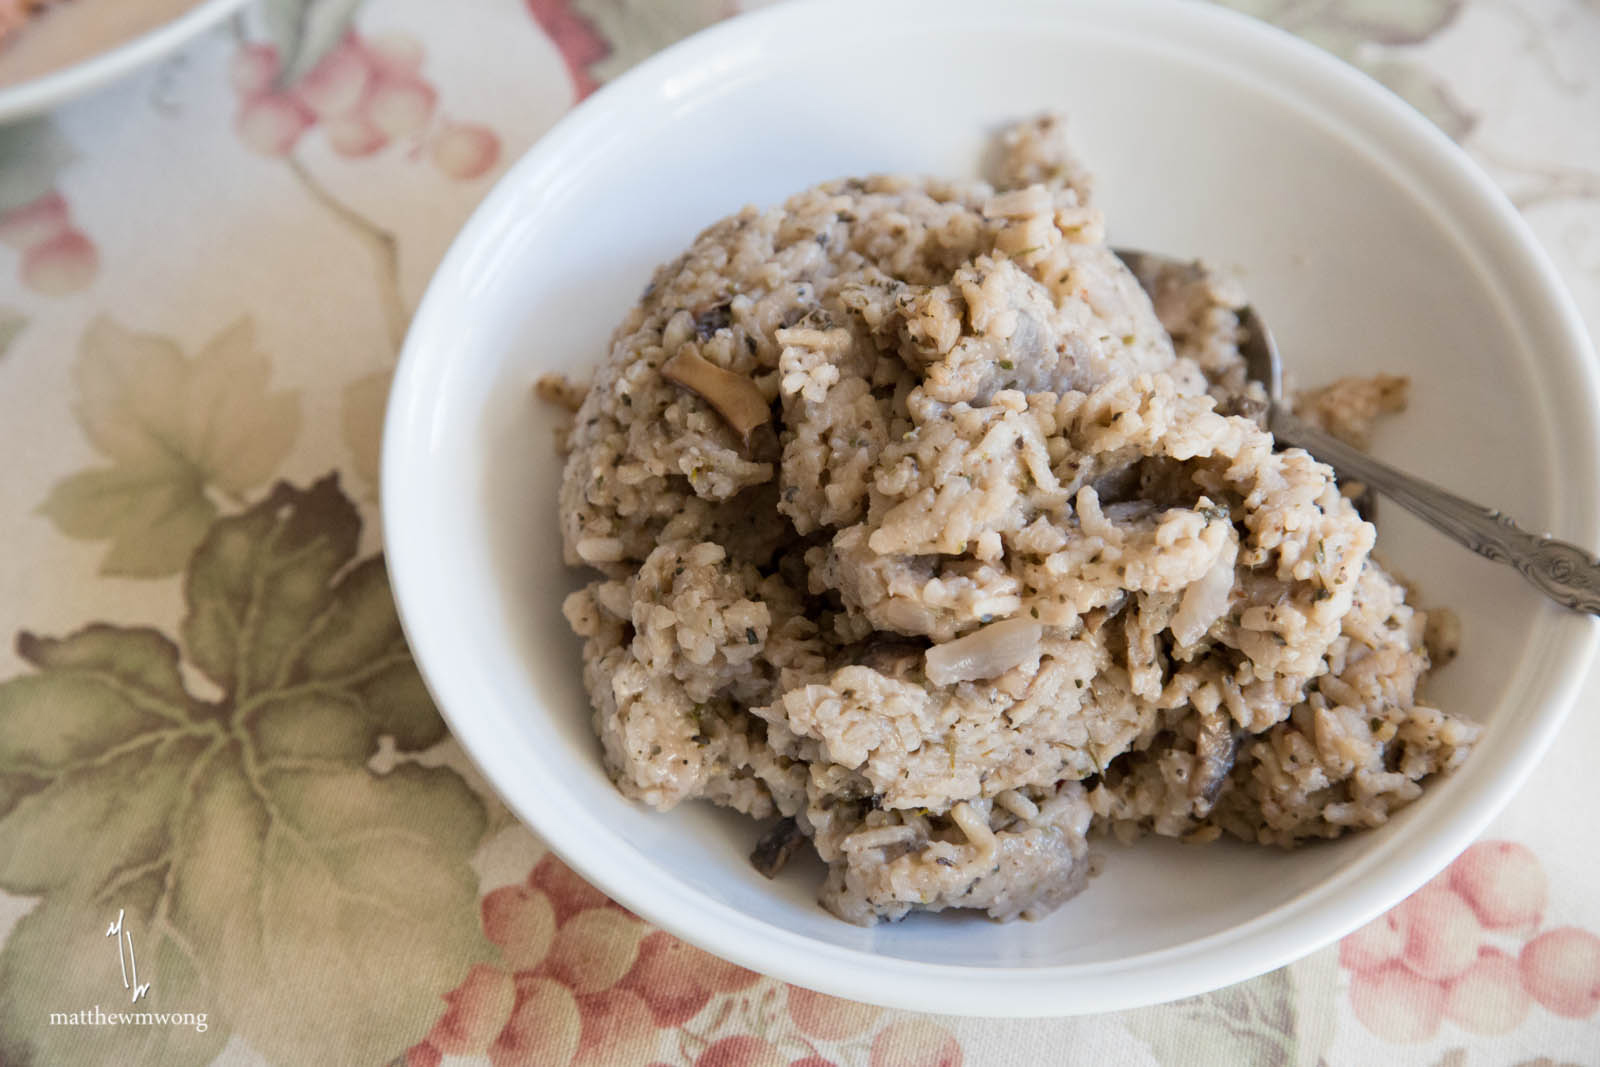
[551,116,1475,926]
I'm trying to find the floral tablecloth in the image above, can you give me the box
[1,1,1597,1064]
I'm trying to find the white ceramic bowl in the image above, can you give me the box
[0,0,249,123]
[384,0,1599,1015]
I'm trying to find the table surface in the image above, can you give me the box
[1,1,1597,1064]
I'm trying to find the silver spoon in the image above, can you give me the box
[1118,248,1600,615]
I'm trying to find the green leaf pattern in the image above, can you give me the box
[0,478,491,1066]
[261,0,368,84]
[38,318,301,578]
[1125,967,1301,1067]
[575,0,735,86]
[0,118,74,216]
[1213,0,1477,139]
[0,309,26,359]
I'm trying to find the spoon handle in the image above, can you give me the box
[1271,410,1600,615]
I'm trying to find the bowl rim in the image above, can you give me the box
[383,0,1600,1015]
[0,0,251,124]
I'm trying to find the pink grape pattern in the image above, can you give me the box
[408,850,967,1067]
[1339,838,1600,1041]
[695,1035,788,1067]
[1445,948,1531,1035]
[868,1021,964,1067]
[407,852,759,1067]
[0,190,100,295]
[1520,928,1600,1019]
[524,0,609,100]
[229,28,502,181]
[785,987,882,1041]
[1451,840,1547,933]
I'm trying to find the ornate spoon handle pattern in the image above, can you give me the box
[1273,410,1600,616]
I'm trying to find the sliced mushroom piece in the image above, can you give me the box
[749,816,806,878]
[1089,461,1142,507]
[844,635,928,681]
[660,343,772,446]
[692,301,733,339]
[924,617,1043,686]
[1190,708,1241,814]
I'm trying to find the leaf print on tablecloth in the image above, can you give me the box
[342,368,391,487]
[1122,962,1332,1067]
[577,0,735,86]
[1287,947,1340,1064]
[0,307,24,359]
[1210,0,1477,140]
[1213,0,1461,51]
[260,0,366,84]
[528,0,733,100]
[0,117,74,216]
[0,476,493,1067]
[1363,58,1476,142]
[38,317,300,578]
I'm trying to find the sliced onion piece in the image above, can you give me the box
[924,617,1043,686]
[1172,532,1237,647]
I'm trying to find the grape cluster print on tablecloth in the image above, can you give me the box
[405,852,761,1067]
[1340,840,1600,1041]
[0,190,98,295]
[407,852,966,1067]
[230,31,500,180]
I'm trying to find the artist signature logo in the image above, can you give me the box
[105,909,151,1004]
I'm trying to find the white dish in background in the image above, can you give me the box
[0,0,248,123]
[383,0,1600,1015]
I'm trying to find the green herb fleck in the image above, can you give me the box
[999,360,1014,370]
[745,627,759,645]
